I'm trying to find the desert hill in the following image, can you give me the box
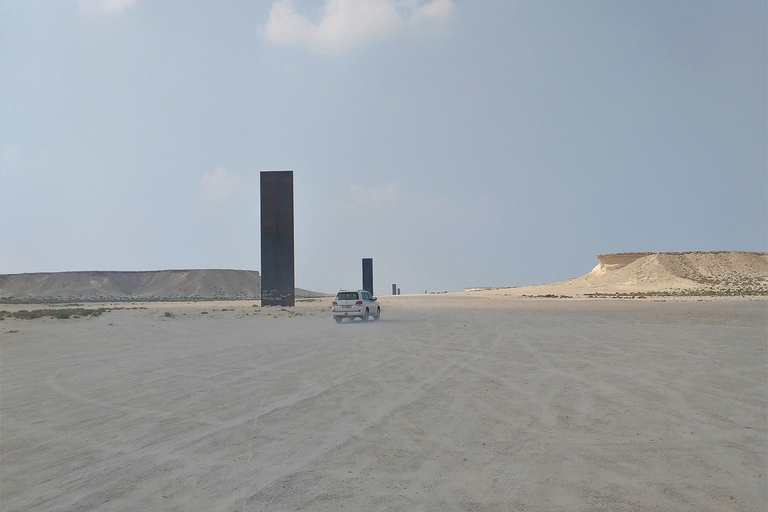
[0,269,325,303]
[579,251,768,293]
[470,251,768,297]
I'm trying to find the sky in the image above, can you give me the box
[1,0,766,294]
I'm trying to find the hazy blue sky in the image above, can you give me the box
[1,0,766,294]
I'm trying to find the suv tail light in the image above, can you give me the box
[332,301,338,306]
[355,300,363,305]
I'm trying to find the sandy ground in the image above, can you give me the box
[1,295,766,511]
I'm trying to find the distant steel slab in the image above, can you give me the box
[261,171,295,307]
[362,258,373,295]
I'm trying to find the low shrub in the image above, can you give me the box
[11,308,108,320]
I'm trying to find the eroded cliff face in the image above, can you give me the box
[583,251,768,294]
[465,251,768,295]
[589,252,654,274]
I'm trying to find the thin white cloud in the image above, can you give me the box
[261,0,455,55]
[202,167,243,206]
[79,0,135,16]
[409,0,454,33]
[0,145,24,171]
[350,180,404,210]
[347,180,462,224]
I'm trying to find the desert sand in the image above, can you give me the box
[1,294,766,511]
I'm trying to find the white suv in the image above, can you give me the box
[332,290,380,323]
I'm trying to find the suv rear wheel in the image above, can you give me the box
[373,307,380,320]
[334,316,343,324]
[362,308,369,322]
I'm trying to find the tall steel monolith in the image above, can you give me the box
[362,258,373,295]
[392,283,397,295]
[261,171,295,307]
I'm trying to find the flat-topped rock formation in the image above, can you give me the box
[583,251,768,293]
[0,269,325,303]
[467,251,768,296]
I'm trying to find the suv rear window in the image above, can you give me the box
[336,292,359,301]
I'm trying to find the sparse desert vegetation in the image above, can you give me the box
[1,307,109,320]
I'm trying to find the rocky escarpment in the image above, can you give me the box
[583,251,768,295]
[0,269,325,303]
